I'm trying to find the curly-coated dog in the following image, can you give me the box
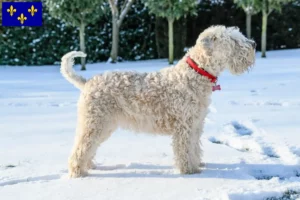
[61,25,256,178]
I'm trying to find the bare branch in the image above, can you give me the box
[108,0,118,14]
[267,8,273,16]
[117,0,134,27]
[121,0,128,13]
[241,4,247,11]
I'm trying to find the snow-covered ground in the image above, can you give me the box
[1,49,300,200]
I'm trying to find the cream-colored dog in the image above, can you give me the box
[61,25,256,178]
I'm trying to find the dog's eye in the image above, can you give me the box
[212,36,217,41]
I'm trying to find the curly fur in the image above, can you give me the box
[62,25,256,178]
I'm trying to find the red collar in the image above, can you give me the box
[186,56,221,91]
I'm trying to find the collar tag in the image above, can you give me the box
[212,84,221,91]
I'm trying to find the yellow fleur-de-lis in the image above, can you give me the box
[28,5,38,16]
[17,13,27,24]
[7,5,16,16]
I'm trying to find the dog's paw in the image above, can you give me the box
[68,171,87,178]
[191,167,202,174]
[68,167,87,178]
[179,167,202,174]
[199,162,205,168]
[87,161,97,169]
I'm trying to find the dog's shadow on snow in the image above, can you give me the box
[1,163,299,187]
[90,162,300,180]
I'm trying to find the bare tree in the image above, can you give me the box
[108,0,135,63]
[256,0,293,57]
[45,0,106,70]
[143,0,197,64]
[234,0,259,38]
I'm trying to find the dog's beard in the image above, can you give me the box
[228,47,255,75]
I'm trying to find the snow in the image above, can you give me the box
[1,49,300,200]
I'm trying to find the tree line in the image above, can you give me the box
[44,0,293,70]
[235,0,293,57]
[0,0,299,68]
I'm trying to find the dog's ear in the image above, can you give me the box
[199,36,216,50]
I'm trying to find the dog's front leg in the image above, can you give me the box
[172,126,201,174]
[194,125,204,168]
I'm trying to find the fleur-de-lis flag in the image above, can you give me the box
[2,2,42,26]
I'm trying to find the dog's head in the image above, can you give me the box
[194,25,256,75]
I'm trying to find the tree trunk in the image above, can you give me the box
[110,15,119,63]
[261,0,268,58]
[168,17,174,64]
[79,21,86,70]
[246,12,251,39]
[155,18,162,58]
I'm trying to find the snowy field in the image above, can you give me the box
[0,49,300,200]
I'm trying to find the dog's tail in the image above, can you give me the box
[61,51,87,90]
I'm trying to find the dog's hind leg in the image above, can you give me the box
[68,100,116,178]
[172,124,201,174]
[68,116,115,178]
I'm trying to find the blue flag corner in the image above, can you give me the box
[2,2,43,27]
